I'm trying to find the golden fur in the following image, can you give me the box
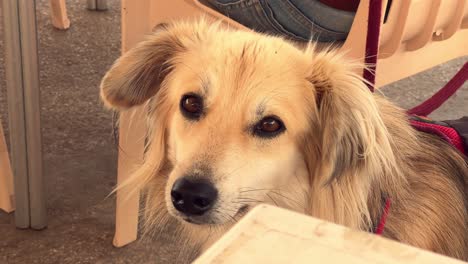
[100,20,468,260]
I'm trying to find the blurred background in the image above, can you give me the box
[0,1,466,263]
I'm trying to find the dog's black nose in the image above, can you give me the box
[171,178,218,216]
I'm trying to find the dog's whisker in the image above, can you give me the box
[267,190,303,207]
[214,208,238,224]
[266,193,279,206]
[217,162,251,181]
[237,186,305,209]
[232,199,264,204]
[233,196,263,202]
[227,213,237,223]
[239,187,281,193]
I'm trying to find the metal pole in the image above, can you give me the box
[96,0,108,11]
[87,0,108,11]
[18,0,46,230]
[2,0,46,229]
[86,0,97,10]
[2,0,31,229]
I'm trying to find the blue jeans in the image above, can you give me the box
[205,0,356,42]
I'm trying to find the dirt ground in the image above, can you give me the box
[0,1,466,263]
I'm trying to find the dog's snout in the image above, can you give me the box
[171,178,218,216]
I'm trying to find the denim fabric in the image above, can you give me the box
[204,0,356,42]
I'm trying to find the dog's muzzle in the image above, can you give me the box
[171,177,218,217]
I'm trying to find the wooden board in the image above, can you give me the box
[195,204,466,264]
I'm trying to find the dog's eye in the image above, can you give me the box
[180,94,203,119]
[254,116,285,138]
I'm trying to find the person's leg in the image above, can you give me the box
[204,0,354,42]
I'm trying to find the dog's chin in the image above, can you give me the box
[169,205,250,226]
[180,216,215,226]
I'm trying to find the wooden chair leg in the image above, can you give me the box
[113,0,229,247]
[111,0,154,248]
[113,109,146,247]
[49,0,70,30]
[0,120,15,213]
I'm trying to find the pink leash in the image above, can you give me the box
[363,0,383,92]
[363,0,390,235]
[407,62,468,116]
[374,198,391,235]
[362,0,467,234]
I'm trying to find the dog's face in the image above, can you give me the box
[101,20,389,230]
[160,34,316,224]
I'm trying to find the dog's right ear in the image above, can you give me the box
[100,23,186,110]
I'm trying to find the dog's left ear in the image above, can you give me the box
[305,53,397,184]
[100,23,186,110]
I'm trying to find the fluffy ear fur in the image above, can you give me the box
[309,51,402,183]
[302,50,402,229]
[100,23,185,110]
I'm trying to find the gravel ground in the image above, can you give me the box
[0,1,466,263]
[0,1,191,264]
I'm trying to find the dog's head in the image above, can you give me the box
[101,20,396,229]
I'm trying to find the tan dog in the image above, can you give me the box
[100,20,468,260]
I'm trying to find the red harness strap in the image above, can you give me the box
[375,198,391,235]
[409,116,466,155]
